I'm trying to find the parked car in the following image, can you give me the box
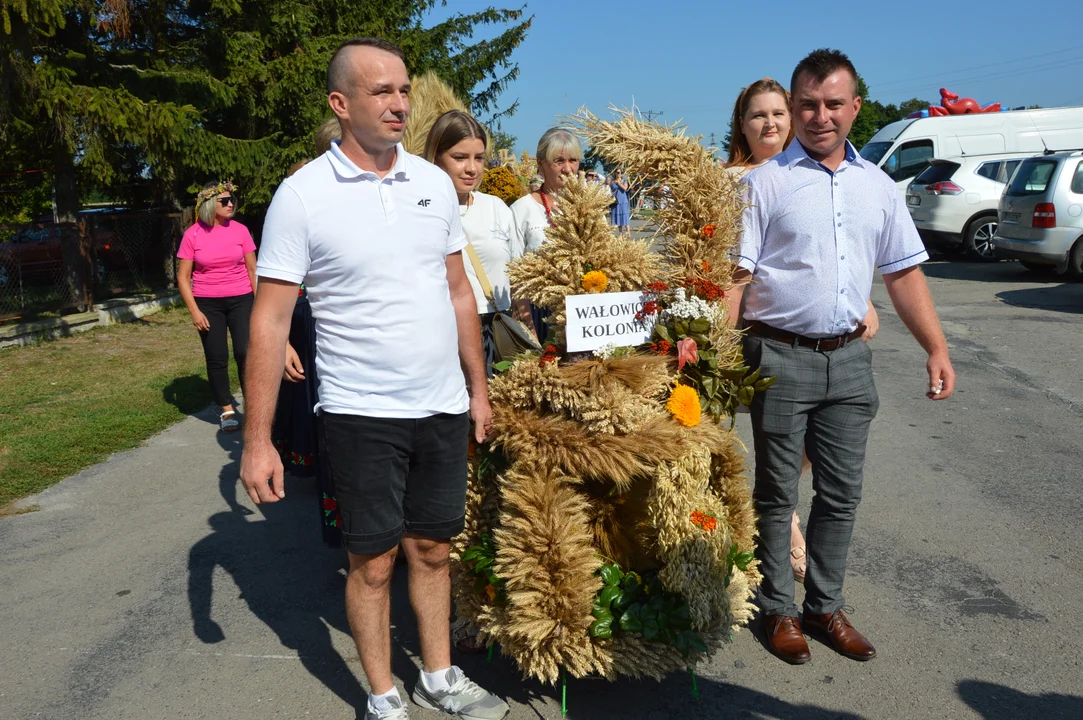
[860,105,1083,202]
[905,153,1035,260]
[0,219,119,290]
[991,150,1083,277]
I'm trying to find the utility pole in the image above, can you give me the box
[641,109,664,122]
[708,132,717,147]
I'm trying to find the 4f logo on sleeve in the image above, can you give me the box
[417,198,431,207]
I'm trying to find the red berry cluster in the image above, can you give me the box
[650,339,673,355]
[634,300,660,322]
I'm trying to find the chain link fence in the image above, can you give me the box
[0,212,183,322]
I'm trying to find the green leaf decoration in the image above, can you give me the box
[642,618,661,642]
[598,585,623,610]
[600,564,624,587]
[689,318,710,333]
[654,325,673,343]
[734,552,755,571]
[492,360,515,373]
[619,614,643,633]
[589,616,614,639]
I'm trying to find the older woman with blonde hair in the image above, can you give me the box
[176,181,256,432]
[511,127,582,339]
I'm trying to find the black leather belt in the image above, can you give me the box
[747,321,864,351]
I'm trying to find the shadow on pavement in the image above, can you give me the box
[162,374,215,416]
[957,680,1083,719]
[921,260,1048,284]
[996,283,1083,314]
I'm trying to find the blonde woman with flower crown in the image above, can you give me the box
[177,181,256,432]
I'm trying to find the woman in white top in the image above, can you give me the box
[510,127,582,339]
[424,110,534,378]
[727,78,879,585]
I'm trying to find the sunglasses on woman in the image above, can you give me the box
[218,196,235,207]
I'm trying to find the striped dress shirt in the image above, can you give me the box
[736,140,928,338]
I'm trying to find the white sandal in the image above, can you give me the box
[219,410,240,433]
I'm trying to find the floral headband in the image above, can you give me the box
[196,181,238,205]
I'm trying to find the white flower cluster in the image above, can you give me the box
[592,342,619,359]
[662,287,721,324]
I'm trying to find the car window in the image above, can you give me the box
[999,160,1021,184]
[914,162,960,185]
[1071,161,1083,194]
[1006,159,1058,196]
[859,141,893,165]
[883,140,934,182]
[975,162,1001,182]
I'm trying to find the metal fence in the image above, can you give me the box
[0,212,184,322]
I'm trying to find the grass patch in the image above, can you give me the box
[0,307,237,507]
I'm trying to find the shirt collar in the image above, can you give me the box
[783,139,861,171]
[328,140,410,181]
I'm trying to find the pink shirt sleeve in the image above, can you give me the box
[177,225,197,260]
[240,226,256,254]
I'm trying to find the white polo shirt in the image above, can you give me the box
[461,191,521,314]
[257,141,469,418]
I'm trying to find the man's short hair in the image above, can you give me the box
[791,48,859,97]
[327,37,406,95]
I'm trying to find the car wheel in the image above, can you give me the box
[964,216,999,262]
[1067,237,1083,281]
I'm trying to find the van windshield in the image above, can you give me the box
[1005,159,1057,197]
[859,142,893,165]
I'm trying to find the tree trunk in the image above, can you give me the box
[52,145,91,309]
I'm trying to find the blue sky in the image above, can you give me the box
[429,0,1083,155]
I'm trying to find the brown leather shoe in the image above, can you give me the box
[764,615,812,664]
[803,609,877,661]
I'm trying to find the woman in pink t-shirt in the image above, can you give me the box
[177,181,257,432]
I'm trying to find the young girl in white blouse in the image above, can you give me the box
[424,111,535,376]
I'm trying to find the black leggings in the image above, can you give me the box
[194,293,253,407]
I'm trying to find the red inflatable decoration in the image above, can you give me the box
[927,88,1001,116]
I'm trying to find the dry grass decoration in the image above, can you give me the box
[401,72,470,158]
[452,109,762,686]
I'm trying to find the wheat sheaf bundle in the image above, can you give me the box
[453,109,759,686]
[401,72,473,157]
[570,108,747,292]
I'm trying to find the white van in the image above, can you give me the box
[859,106,1083,197]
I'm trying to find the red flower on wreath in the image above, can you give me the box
[701,224,717,239]
[645,281,671,294]
[651,339,672,355]
[635,300,660,322]
[701,260,711,273]
[540,344,560,366]
[677,337,698,371]
[684,277,725,302]
[323,497,338,511]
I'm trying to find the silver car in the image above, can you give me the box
[992,151,1083,277]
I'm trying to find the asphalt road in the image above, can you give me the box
[1,259,1081,720]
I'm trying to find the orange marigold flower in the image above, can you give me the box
[701,260,711,273]
[666,384,701,427]
[653,339,672,355]
[581,270,609,293]
[702,224,717,239]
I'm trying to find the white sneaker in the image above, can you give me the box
[411,666,509,720]
[364,693,409,720]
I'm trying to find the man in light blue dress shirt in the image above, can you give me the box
[727,49,956,666]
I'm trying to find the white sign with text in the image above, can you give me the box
[565,290,654,352]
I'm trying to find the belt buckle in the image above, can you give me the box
[813,337,823,352]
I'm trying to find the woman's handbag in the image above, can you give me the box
[463,243,542,361]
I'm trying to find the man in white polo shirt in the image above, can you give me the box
[239,37,508,720]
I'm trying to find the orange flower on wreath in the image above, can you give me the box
[690,510,717,532]
[666,384,701,427]
[701,224,717,239]
[581,270,609,293]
